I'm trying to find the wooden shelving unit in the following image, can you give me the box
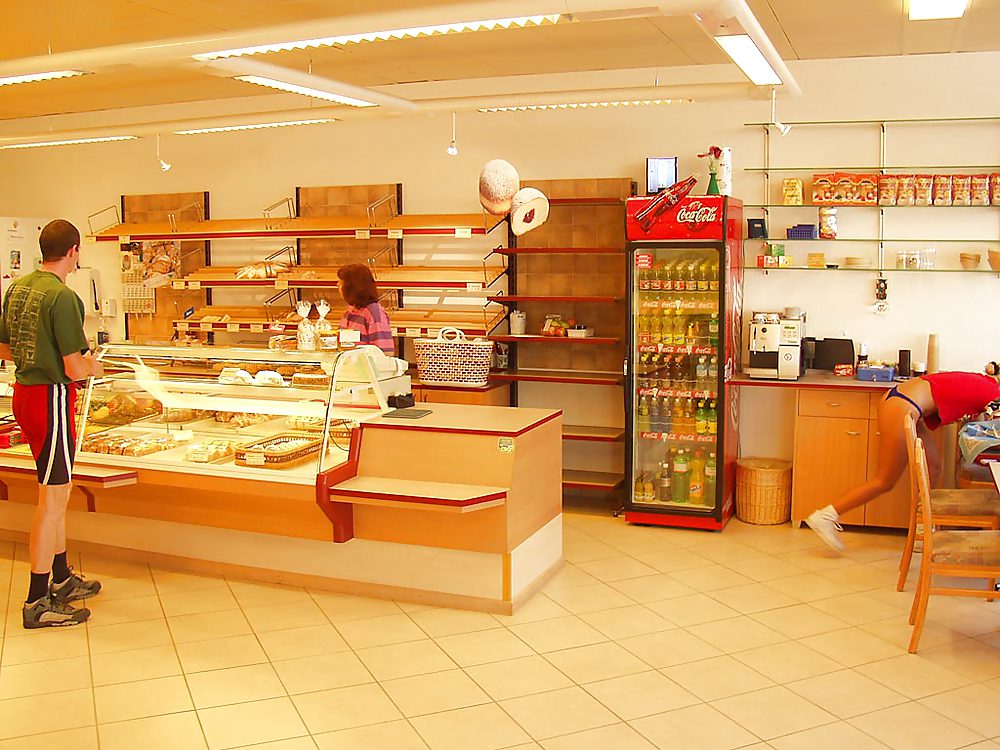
[179,264,506,291]
[489,335,620,345]
[491,369,624,386]
[495,247,624,255]
[489,295,622,304]
[562,469,626,490]
[563,425,625,442]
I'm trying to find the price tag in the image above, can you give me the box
[244,451,265,466]
[199,322,213,332]
[119,235,131,243]
[455,227,473,239]
[172,280,185,290]
[466,282,483,291]
[177,321,189,331]
[250,323,264,333]
[275,278,289,290]
[189,280,201,290]
[354,229,371,240]
[227,323,240,332]
[387,228,403,239]
[405,327,421,337]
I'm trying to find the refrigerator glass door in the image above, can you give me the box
[631,246,722,513]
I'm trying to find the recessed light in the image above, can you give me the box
[233,76,377,107]
[908,0,969,20]
[0,70,88,87]
[0,135,137,150]
[175,118,335,135]
[715,34,782,86]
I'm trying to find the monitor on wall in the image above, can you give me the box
[646,157,678,195]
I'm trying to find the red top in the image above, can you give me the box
[921,372,1000,429]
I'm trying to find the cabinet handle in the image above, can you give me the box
[845,430,861,436]
[827,402,841,407]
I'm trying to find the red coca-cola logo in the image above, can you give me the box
[676,201,719,225]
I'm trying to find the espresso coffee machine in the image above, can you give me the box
[746,308,805,380]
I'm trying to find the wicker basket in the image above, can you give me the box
[235,433,322,469]
[414,327,493,388]
[735,458,792,525]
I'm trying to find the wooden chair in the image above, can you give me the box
[908,437,1000,653]
[897,413,1000,591]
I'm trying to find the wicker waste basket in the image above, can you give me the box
[735,458,792,525]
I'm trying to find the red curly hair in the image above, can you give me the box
[337,264,379,308]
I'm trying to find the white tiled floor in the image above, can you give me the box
[1,513,999,749]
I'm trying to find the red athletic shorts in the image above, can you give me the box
[12,382,77,485]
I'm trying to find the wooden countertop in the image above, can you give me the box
[730,370,896,392]
[366,403,561,436]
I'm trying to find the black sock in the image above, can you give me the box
[52,552,71,584]
[26,572,49,604]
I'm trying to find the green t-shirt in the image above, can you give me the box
[0,270,89,385]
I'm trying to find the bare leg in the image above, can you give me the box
[29,483,72,574]
[833,400,911,516]
[916,421,941,486]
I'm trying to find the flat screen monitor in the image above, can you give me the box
[646,157,678,195]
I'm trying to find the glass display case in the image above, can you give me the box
[75,344,405,485]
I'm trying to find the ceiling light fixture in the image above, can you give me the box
[908,0,969,19]
[769,88,792,136]
[0,70,88,87]
[715,34,782,86]
[446,111,458,156]
[233,75,377,107]
[156,134,171,172]
[478,99,690,113]
[0,135,137,150]
[175,118,334,135]
[194,14,561,60]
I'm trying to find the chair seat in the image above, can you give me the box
[929,488,1000,517]
[932,530,1000,566]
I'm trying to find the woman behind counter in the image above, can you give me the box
[807,364,1000,552]
[337,264,395,355]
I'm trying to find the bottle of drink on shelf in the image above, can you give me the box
[661,260,675,292]
[634,473,644,501]
[689,449,706,504]
[696,400,708,435]
[672,313,687,347]
[643,470,655,502]
[672,449,690,503]
[673,259,686,292]
[708,399,718,435]
[660,309,673,347]
[709,355,719,386]
[653,463,664,502]
[686,262,698,292]
[696,355,709,386]
[698,260,710,292]
[709,313,720,348]
[672,396,684,435]
[659,460,671,503]
[637,313,649,345]
[661,396,672,433]
[637,395,650,432]
[649,395,661,434]
[650,263,663,292]
[710,259,720,292]
[706,452,717,501]
[686,317,699,348]
[638,266,649,292]
[687,354,698,387]
[650,311,662,345]
[684,397,696,434]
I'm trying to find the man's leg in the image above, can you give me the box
[27,483,72,601]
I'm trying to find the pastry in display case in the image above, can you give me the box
[71,344,410,485]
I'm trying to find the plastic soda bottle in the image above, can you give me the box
[672,450,690,503]
[709,313,720,347]
[706,452,717,500]
[642,472,655,502]
[709,355,719,385]
[637,313,650,345]
[672,313,686,346]
[649,395,661,433]
[696,355,709,385]
[650,263,663,292]
[696,400,708,435]
[637,395,650,432]
[710,259,720,291]
[708,399,718,435]
[659,460,671,502]
[698,260,710,292]
[684,397,696,434]
[672,396,684,433]
[689,449,706,504]
[650,311,662,345]
[661,396,672,433]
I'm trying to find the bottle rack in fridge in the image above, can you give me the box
[624,195,743,531]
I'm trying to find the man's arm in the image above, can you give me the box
[62,351,103,382]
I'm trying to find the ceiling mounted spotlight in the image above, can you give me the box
[770,88,791,137]
[446,112,458,156]
[156,134,172,172]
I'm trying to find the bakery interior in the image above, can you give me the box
[1,2,1000,749]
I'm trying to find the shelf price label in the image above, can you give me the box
[226,323,241,332]
[244,451,265,466]
[455,227,473,238]
[199,322,213,332]
[466,282,483,291]
[275,278,289,290]
[355,229,371,240]
[176,322,189,331]
[172,280,186,290]
[119,235,131,243]
[189,280,201,290]
[387,229,403,239]
[250,323,265,333]
[405,327,422,337]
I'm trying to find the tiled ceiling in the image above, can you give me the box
[1,0,998,121]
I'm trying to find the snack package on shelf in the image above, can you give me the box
[235,261,289,280]
[781,178,803,205]
[185,440,237,463]
[990,174,1000,206]
[811,174,835,205]
[932,174,953,206]
[856,174,878,205]
[878,175,899,206]
[833,173,858,204]
[818,207,838,240]
[897,175,917,205]
[914,175,933,206]
[952,175,972,206]
[971,174,991,206]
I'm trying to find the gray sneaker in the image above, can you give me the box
[23,595,90,629]
[50,569,102,604]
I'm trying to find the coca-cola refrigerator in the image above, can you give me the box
[623,185,743,531]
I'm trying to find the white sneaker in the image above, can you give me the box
[805,505,844,553]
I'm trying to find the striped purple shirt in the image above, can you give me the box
[339,302,394,355]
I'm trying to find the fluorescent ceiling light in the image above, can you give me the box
[194,14,560,60]
[479,99,691,113]
[234,75,376,107]
[175,118,335,135]
[715,34,782,86]
[0,135,137,150]
[908,0,968,19]
[0,70,87,86]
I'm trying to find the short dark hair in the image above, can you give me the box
[338,264,379,307]
[39,220,81,262]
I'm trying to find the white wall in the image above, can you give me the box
[1,51,998,463]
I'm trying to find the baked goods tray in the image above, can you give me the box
[234,432,322,469]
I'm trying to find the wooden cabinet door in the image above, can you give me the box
[792,416,869,525]
[863,424,911,528]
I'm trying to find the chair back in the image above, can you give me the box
[914,437,935,554]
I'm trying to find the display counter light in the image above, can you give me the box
[194,14,561,60]
[0,135,138,150]
[175,118,335,135]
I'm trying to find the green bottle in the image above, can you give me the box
[672,449,690,503]
[706,452,717,502]
[696,400,708,435]
[707,399,718,436]
[708,313,719,347]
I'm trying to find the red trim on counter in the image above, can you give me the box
[314,428,362,543]
[331,488,507,507]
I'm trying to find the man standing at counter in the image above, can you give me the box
[0,220,104,628]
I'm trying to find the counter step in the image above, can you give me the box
[329,476,507,513]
